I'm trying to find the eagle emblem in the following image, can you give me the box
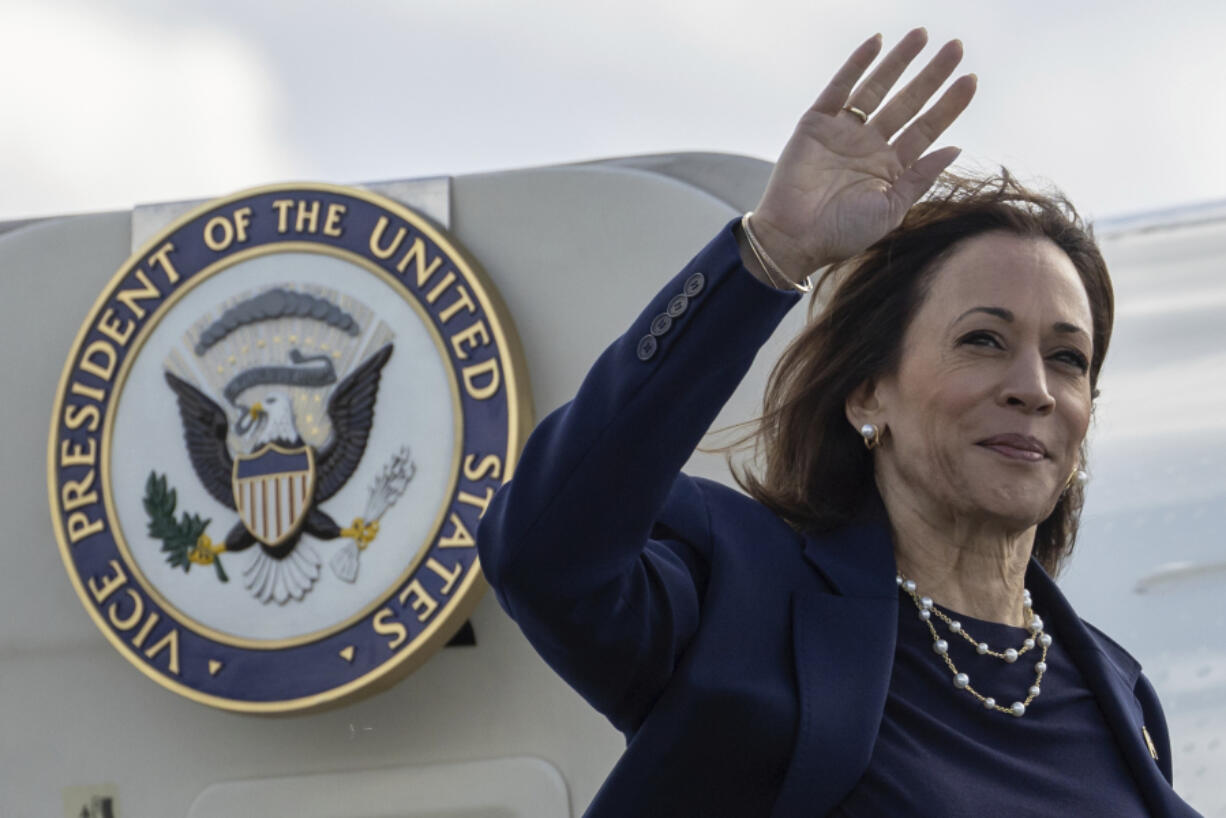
[156,285,412,604]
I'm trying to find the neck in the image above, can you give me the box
[879,486,1035,627]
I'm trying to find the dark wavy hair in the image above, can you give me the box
[731,171,1114,576]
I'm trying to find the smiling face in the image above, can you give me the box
[856,231,1095,533]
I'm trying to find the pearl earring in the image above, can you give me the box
[860,423,882,451]
[1064,468,1088,491]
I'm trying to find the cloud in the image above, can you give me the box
[2,1,1222,220]
[0,1,298,219]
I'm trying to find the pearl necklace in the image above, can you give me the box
[897,574,1051,717]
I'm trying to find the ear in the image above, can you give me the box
[844,377,886,434]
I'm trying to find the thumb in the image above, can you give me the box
[890,146,961,212]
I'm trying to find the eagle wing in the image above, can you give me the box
[164,371,236,510]
[315,344,394,502]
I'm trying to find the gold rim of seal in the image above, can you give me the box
[46,181,535,713]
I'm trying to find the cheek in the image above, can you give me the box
[1060,401,1093,462]
[889,387,980,489]
[1055,379,1093,432]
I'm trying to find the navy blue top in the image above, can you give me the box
[832,587,1149,817]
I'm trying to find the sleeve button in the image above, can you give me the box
[684,272,706,297]
[650,313,673,336]
[636,334,658,361]
[666,294,689,318]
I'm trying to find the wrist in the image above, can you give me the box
[742,213,816,293]
[751,212,830,280]
[735,220,786,289]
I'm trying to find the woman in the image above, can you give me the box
[476,29,1202,817]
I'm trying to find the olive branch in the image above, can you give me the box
[143,471,228,582]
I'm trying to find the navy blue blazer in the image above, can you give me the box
[476,220,1195,817]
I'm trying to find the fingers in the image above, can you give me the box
[810,33,884,116]
[844,27,928,118]
[891,73,977,170]
[890,146,962,210]
[871,38,966,139]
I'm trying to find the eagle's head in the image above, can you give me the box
[235,390,300,451]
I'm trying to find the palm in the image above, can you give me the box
[751,30,977,280]
[773,116,908,259]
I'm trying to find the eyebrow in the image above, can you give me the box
[954,306,1088,337]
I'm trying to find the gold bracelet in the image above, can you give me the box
[740,213,784,289]
[741,212,814,294]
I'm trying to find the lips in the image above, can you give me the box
[977,434,1048,461]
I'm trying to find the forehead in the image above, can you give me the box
[918,231,1092,330]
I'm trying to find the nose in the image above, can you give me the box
[999,349,1054,414]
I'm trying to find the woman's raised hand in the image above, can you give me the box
[747,29,977,284]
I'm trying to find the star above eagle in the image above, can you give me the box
[163,344,393,603]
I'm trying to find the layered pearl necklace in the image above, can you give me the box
[897,574,1051,717]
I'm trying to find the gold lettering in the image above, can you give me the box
[66,511,105,543]
[64,401,101,432]
[397,579,438,622]
[450,321,490,360]
[79,341,117,382]
[108,588,143,631]
[426,558,463,596]
[61,469,98,512]
[97,308,135,347]
[395,237,443,285]
[131,611,159,648]
[115,269,160,319]
[148,241,181,284]
[437,512,475,548]
[233,207,253,243]
[461,358,500,400]
[369,216,406,259]
[88,560,127,603]
[203,216,234,252]
[438,286,476,323]
[372,607,408,651]
[463,453,502,482]
[144,628,181,675]
[59,438,97,467]
[295,199,320,233]
[272,199,293,233]
[457,487,495,517]
[323,203,346,236]
[424,270,456,304]
[70,382,106,404]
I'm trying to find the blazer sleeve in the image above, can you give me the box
[476,218,801,732]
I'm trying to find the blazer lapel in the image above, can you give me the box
[771,514,899,818]
[1028,562,1193,817]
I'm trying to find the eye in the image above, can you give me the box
[1051,349,1089,373]
[958,330,1002,349]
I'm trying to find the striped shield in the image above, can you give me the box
[232,444,317,547]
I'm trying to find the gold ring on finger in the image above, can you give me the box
[841,105,868,124]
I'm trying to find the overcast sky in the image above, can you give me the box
[3,0,1223,223]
